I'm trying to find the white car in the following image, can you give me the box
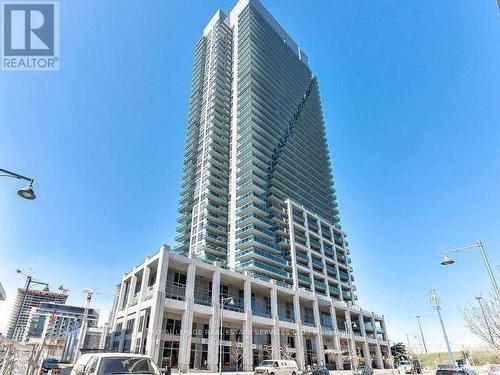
[254,360,299,375]
[72,353,161,375]
[70,354,93,375]
[398,361,413,374]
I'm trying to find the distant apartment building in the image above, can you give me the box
[22,302,99,343]
[0,282,5,301]
[109,0,390,371]
[6,288,68,341]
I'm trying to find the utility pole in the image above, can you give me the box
[416,315,428,354]
[475,296,494,345]
[429,289,455,367]
[75,289,93,360]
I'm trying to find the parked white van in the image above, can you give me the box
[72,353,161,375]
[255,360,299,375]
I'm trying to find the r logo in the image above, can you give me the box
[3,4,54,56]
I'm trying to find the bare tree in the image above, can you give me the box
[462,293,500,353]
[280,342,294,360]
[230,343,244,373]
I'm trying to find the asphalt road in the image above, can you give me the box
[60,367,72,375]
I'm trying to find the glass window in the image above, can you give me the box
[98,356,161,374]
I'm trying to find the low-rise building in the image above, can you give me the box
[109,246,391,372]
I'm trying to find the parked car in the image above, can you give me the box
[70,354,93,375]
[488,365,500,375]
[254,360,299,375]
[39,358,60,374]
[398,361,413,374]
[301,366,330,375]
[353,365,373,375]
[73,353,161,375]
[436,367,480,375]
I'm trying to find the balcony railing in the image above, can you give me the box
[278,314,295,323]
[223,297,245,313]
[165,282,186,301]
[253,307,272,318]
[364,323,375,332]
[194,287,212,306]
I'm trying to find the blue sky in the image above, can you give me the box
[1,0,499,351]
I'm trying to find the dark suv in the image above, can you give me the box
[39,358,60,374]
[436,368,479,375]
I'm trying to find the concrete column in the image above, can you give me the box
[130,267,150,352]
[358,317,371,367]
[145,246,170,364]
[270,281,280,359]
[116,280,127,313]
[207,269,221,372]
[372,315,384,369]
[329,304,343,369]
[293,293,305,370]
[243,276,253,371]
[178,262,196,371]
[128,274,138,308]
[118,318,127,352]
[345,310,356,369]
[312,298,325,365]
[140,267,151,302]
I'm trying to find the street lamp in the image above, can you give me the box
[0,168,36,200]
[219,296,234,375]
[440,240,500,299]
[12,269,49,341]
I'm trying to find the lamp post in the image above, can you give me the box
[0,168,36,200]
[219,296,234,375]
[475,296,494,345]
[440,240,499,299]
[12,269,48,341]
[429,289,455,367]
[415,315,428,354]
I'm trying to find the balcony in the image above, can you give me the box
[339,271,349,282]
[295,251,309,262]
[326,265,337,277]
[194,287,212,306]
[165,282,186,301]
[314,279,326,291]
[329,285,340,296]
[342,290,352,300]
[223,297,244,313]
[298,273,310,284]
[364,322,375,332]
[311,258,324,270]
[252,306,272,318]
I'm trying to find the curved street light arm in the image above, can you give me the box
[443,241,500,299]
[443,244,480,255]
[0,168,33,183]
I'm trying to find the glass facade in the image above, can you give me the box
[177,0,345,287]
